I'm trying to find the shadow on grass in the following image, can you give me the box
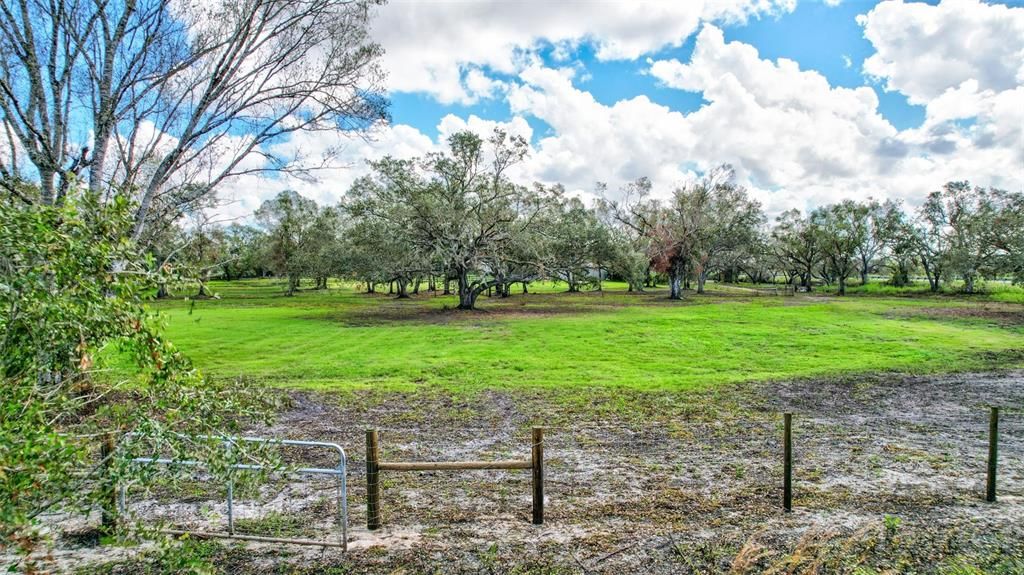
[306,288,761,326]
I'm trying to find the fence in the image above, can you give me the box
[365,427,544,529]
[116,434,349,550]
[781,406,1006,510]
[96,406,1013,548]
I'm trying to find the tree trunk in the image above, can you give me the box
[396,278,410,299]
[287,274,299,296]
[838,275,847,296]
[456,267,475,310]
[669,275,682,299]
[893,262,910,287]
[366,280,376,294]
[819,266,833,286]
[39,169,56,206]
[964,273,975,294]
[443,276,451,295]
[667,259,684,300]
[197,270,210,298]
[88,126,111,197]
[412,278,421,295]
[921,258,940,292]
[696,270,708,294]
[156,282,169,299]
[521,281,529,294]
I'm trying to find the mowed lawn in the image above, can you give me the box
[134,280,1024,391]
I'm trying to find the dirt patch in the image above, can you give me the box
[886,303,1024,327]
[21,372,1024,573]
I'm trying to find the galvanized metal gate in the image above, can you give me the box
[119,435,349,550]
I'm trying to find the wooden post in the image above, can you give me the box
[100,433,117,532]
[531,427,544,525]
[783,413,792,512]
[366,429,381,530]
[987,407,999,503]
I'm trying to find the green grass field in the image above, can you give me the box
[112,279,1024,392]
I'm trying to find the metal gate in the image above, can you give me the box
[119,435,349,550]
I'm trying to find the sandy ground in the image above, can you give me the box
[20,370,1024,573]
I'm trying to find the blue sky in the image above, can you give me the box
[723,0,929,128]
[389,0,932,139]
[220,0,1023,220]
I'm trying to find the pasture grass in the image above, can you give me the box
[818,278,1024,303]
[104,278,1024,393]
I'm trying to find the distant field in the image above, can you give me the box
[110,279,1024,392]
[818,278,1024,304]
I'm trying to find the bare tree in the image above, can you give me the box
[1,0,386,241]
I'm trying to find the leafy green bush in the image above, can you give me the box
[1,192,278,568]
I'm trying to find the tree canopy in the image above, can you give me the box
[145,168,1024,304]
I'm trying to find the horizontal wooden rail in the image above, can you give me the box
[366,427,544,530]
[379,460,532,471]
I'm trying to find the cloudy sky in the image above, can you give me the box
[222,0,1024,220]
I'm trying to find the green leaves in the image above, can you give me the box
[342,128,541,309]
[1,191,277,565]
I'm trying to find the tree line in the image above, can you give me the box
[168,130,1024,308]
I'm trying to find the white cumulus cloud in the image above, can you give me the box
[214,1,1024,221]
[858,0,1024,103]
[370,0,796,104]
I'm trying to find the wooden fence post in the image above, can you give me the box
[100,433,117,532]
[366,429,381,530]
[783,413,792,512]
[987,407,999,503]
[532,427,544,525]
